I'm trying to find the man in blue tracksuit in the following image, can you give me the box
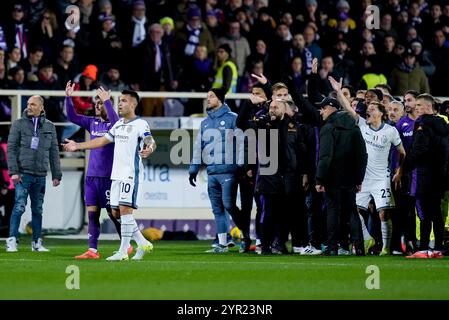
[189,88,244,253]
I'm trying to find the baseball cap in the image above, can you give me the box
[318,97,342,110]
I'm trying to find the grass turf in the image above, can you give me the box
[0,237,448,300]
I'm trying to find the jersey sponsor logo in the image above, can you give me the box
[402,131,413,137]
[115,134,129,140]
[91,130,107,137]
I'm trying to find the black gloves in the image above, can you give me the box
[189,172,197,187]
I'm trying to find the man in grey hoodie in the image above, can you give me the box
[6,95,62,252]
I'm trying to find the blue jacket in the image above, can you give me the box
[189,104,243,175]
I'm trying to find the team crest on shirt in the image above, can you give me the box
[381,135,387,144]
[127,126,133,133]
[220,121,225,126]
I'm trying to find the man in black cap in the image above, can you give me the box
[315,97,367,255]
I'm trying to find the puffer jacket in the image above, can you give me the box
[7,110,61,180]
[189,103,243,175]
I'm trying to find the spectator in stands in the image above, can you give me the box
[252,7,276,46]
[72,64,98,115]
[379,35,399,76]
[99,65,129,92]
[375,13,398,44]
[91,14,123,72]
[241,59,263,93]
[6,66,27,90]
[29,9,61,61]
[20,46,43,83]
[160,17,175,47]
[218,20,251,83]
[180,45,213,93]
[34,62,64,126]
[246,39,272,80]
[318,56,338,96]
[429,29,449,96]
[24,0,46,28]
[175,5,215,63]
[410,39,435,77]
[212,43,238,95]
[5,4,29,60]
[138,23,176,116]
[235,7,252,40]
[332,37,355,84]
[6,47,21,76]
[0,49,6,88]
[53,45,78,86]
[303,25,322,62]
[390,48,430,96]
[205,9,223,46]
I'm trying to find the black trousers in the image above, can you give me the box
[325,187,363,250]
[416,193,444,251]
[391,192,417,251]
[288,192,308,248]
[238,177,255,239]
[306,189,327,248]
[259,193,283,249]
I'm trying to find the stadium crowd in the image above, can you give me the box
[0,0,449,257]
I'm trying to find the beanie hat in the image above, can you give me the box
[160,16,174,31]
[218,43,232,56]
[187,5,201,19]
[82,64,98,81]
[210,87,226,103]
[133,0,146,9]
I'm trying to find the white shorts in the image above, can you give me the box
[110,180,139,209]
[356,179,395,212]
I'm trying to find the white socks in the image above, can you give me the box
[218,233,227,246]
[359,213,373,241]
[119,214,134,254]
[381,220,392,251]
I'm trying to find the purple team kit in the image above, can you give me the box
[66,97,118,207]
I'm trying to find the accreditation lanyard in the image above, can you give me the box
[30,117,39,150]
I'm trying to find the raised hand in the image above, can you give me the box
[328,75,343,92]
[96,86,111,102]
[65,81,75,97]
[311,58,318,74]
[251,73,268,85]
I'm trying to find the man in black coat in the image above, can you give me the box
[315,98,367,255]
[404,94,449,258]
[255,99,309,255]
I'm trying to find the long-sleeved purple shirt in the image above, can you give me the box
[65,97,119,178]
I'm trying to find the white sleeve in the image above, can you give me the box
[105,121,119,142]
[140,120,152,139]
[357,117,367,128]
[391,127,402,147]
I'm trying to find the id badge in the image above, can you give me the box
[30,136,39,149]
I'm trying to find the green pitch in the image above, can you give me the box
[0,238,448,300]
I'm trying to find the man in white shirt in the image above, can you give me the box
[329,76,406,255]
[63,90,157,261]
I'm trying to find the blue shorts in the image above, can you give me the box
[84,176,111,208]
